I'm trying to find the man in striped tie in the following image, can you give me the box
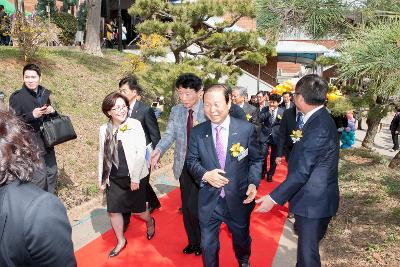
[186,84,263,267]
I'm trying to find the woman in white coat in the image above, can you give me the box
[98,92,155,257]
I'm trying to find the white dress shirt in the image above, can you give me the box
[303,105,324,125]
[211,115,231,154]
[128,100,137,117]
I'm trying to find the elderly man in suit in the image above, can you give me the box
[231,86,258,122]
[151,73,206,256]
[258,94,285,182]
[256,74,340,267]
[119,75,162,231]
[186,84,263,267]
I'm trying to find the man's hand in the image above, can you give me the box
[131,182,139,191]
[99,183,106,191]
[32,106,47,118]
[275,157,282,165]
[150,149,161,170]
[203,169,229,188]
[243,184,257,204]
[255,194,275,213]
[43,105,55,114]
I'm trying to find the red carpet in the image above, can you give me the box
[75,163,289,267]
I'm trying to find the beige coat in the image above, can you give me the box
[98,118,149,185]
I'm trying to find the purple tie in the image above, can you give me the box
[215,126,226,198]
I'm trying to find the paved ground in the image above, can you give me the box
[69,114,397,266]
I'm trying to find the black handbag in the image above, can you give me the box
[40,114,77,148]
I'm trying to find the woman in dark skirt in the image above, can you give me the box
[98,92,155,257]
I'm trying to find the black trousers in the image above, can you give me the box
[179,164,201,247]
[201,197,251,267]
[31,149,58,194]
[123,172,160,226]
[261,142,278,177]
[392,132,399,150]
[295,215,332,267]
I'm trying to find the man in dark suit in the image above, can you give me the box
[231,86,258,122]
[119,76,161,230]
[275,106,304,164]
[279,92,295,110]
[256,74,340,267]
[187,84,263,267]
[257,94,284,182]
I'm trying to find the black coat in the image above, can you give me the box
[390,113,400,133]
[271,107,340,219]
[9,85,53,133]
[229,103,247,120]
[9,85,56,152]
[129,100,161,148]
[0,181,76,267]
[276,107,298,158]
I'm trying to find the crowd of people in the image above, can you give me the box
[2,62,396,267]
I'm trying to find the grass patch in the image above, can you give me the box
[0,47,163,209]
[322,148,400,267]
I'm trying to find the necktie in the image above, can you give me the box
[271,109,276,123]
[296,112,304,130]
[186,109,193,146]
[215,126,226,198]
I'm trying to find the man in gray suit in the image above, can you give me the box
[151,73,206,256]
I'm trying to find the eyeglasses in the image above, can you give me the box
[110,105,127,111]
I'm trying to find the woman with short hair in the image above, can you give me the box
[98,92,155,257]
[0,111,76,267]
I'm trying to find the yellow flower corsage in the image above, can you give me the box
[277,114,282,120]
[230,143,245,157]
[119,123,129,133]
[193,120,199,126]
[290,130,303,143]
[246,114,252,121]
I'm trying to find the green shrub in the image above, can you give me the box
[52,12,77,45]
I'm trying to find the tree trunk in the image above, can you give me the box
[389,150,400,169]
[83,0,103,57]
[361,100,387,149]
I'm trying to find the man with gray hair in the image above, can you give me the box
[231,86,257,122]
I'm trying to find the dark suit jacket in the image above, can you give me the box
[0,181,76,267]
[270,107,340,219]
[279,101,295,110]
[186,117,263,225]
[258,106,284,144]
[129,100,161,148]
[229,103,247,120]
[276,107,297,157]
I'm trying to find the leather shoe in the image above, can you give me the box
[267,174,273,182]
[109,240,127,257]
[147,217,156,240]
[182,245,196,254]
[240,262,250,267]
[148,203,161,214]
[194,246,202,256]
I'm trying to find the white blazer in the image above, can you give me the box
[98,118,149,185]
